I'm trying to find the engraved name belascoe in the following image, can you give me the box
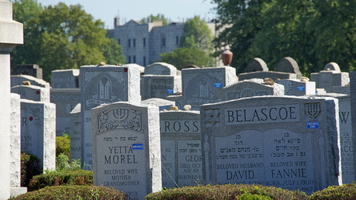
[97,108,144,134]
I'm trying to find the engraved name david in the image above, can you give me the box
[97,108,144,134]
[225,105,300,125]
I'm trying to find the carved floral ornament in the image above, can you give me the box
[97,108,144,134]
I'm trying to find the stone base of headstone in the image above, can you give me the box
[10,187,27,197]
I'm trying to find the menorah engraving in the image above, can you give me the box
[113,109,129,121]
[305,103,321,119]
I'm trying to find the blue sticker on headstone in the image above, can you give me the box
[297,86,305,91]
[307,122,319,129]
[132,144,143,150]
[167,89,174,94]
[214,82,223,88]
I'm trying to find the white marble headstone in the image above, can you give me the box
[92,102,161,199]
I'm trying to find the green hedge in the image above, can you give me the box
[146,184,308,200]
[10,185,127,200]
[28,170,93,191]
[21,152,42,187]
[56,135,70,158]
[309,183,356,200]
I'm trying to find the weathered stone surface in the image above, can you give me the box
[182,66,237,110]
[160,110,202,188]
[245,58,268,72]
[201,96,341,194]
[12,85,50,102]
[276,57,302,79]
[223,79,284,100]
[92,102,161,199]
[51,69,79,88]
[80,64,141,167]
[20,99,56,171]
[50,88,80,136]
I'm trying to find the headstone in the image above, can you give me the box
[332,86,350,95]
[277,79,316,96]
[160,110,203,188]
[141,98,176,111]
[20,99,56,171]
[349,71,356,184]
[201,96,341,194]
[51,69,79,88]
[50,88,80,136]
[311,93,353,183]
[245,58,268,72]
[182,66,237,110]
[276,57,302,79]
[69,104,81,160]
[11,75,50,88]
[238,71,297,81]
[141,75,181,100]
[0,1,23,198]
[310,63,349,93]
[11,85,50,102]
[10,93,27,196]
[222,79,284,100]
[92,102,161,199]
[145,62,178,76]
[80,64,141,168]
[166,95,184,110]
[12,64,43,79]
[324,62,341,72]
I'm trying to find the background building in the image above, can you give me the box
[108,17,221,67]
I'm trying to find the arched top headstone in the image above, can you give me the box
[145,62,177,75]
[324,62,341,72]
[276,57,302,79]
[245,58,268,72]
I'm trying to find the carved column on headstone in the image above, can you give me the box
[0,0,23,199]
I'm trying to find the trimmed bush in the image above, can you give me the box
[56,135,70,158]
[28,170,93,191]
[9,185,127,200]
[146,184,308,200]
[21,152,42,187]
[310,183,356,200]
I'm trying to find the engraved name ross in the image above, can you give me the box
[225,105,300,125]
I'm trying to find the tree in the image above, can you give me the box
[139,14,170,25]
[180,16,214,51]
[11,1,125,81]
[159,16,214,69]
[160,47,212,69]
[212,0,272,73]
[213,0,356,75]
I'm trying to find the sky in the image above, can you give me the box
[36,0,217,29]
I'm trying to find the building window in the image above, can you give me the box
[133,39,136,47]
[128,39,131,47]
[176,36,179,45]
[162,37,166,46]
[128,56,131,63]
[133,56,136,63]
[143,38,146,47]
[118,39,120,45]
[143,56,146,66]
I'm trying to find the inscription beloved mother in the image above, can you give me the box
[225,105,300,125]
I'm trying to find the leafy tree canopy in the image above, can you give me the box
[213,0,356,75]
[139,14,170,25]
[160,16,214,69]
[11,0,125,81]
[160,47,212,69]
